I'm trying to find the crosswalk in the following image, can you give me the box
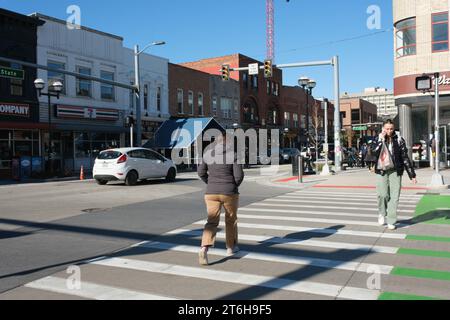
[4,189,450,300]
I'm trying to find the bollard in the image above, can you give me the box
[298,156,303,183]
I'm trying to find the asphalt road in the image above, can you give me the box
[0,168,294,294]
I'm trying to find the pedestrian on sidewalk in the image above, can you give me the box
[365,141,377,172]
[373,119,417,230]
[197,133,244,265]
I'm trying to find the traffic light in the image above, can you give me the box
[221,64,230,81]
[264,59,273,78]
[126,115,135,127]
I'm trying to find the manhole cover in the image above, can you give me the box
[81,208,110,213]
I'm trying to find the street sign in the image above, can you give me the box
[353,125,368,131]
[248,63,259,76]
[0,67,24,80]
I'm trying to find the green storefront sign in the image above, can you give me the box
[0,67,24,80]
[353,125,368,131]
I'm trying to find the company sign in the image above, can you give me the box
[0,103,30,118]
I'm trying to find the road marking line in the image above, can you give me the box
[251,202,414,214]
[191,221,408,239]
[167,229,399,254]
[25,276,178,300]
[90,257,380,300]
[265,198,418,208]
[292,190,422,197]
[237,211,410,227]
[138,241,394,274]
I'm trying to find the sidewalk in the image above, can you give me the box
[269,167,450,194]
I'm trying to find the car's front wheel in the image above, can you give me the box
[125,170,138,186]
[165,168,176,183]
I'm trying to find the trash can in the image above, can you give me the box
[20,156,32,180]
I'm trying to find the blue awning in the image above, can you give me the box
[145,117,224,149]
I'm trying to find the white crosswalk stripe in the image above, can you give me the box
[90,257,380,300]
[249,202,414,214]
[138,241,394,274]
[237,211,410,227]
[167,228,399,254]
[13,189,423,300]
[25,276,179,300]
[191,221,407,239]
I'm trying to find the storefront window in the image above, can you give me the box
[396,17,417,57]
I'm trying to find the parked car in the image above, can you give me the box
[280,148,301,164]
[93,147,177,186]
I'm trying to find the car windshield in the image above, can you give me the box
[98,150,122,160]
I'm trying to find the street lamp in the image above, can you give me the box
[134,41,166,147]
[35,78,62,176]
[299,77,316,147]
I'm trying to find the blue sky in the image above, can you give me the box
[1,0,394,99]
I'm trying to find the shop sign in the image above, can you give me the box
[0,67,24,80]
[57,105,119,121]
[0,102,30,117]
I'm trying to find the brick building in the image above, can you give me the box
[169,63,210,119]
[340,98,378,148]
[181,53,283,131]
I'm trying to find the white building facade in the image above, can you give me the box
[393,0,450,167]
[342,88,396,119]
[33,13,169,175]
[123,48,169,146]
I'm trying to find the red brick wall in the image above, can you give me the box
[180,53,283,129]
[168,63,211,118]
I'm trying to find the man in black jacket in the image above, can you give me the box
[197,133,244,265]
[373,119,417,230]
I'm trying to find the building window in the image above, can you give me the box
[157,87,161,112]
[10,63,23,96]
[243,72,248,88]
[284,112,290,127]
[351,109,360,123]
[188,91,194,115]
[432,12,449,52]
[234,99,239,119]
[274,83,279,96]
[220,97,232,119]
[293,113,299,128]
[271,81,275,95]
[100,70,115,101]
[198,93,204,115]
[252,75,258,89]
[395,17,416,57]
[177,89,183,114]
[76,66,91,97]
[48,61,66,94]
[266,80,271,94]
[212,96,217,116]
[144,84,148,110]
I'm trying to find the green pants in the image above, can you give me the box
[376,170,403,225]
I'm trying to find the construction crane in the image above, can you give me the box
[266,0,290,63]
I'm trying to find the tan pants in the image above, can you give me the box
[201,194,239,249]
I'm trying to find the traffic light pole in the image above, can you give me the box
[225,56,342,172]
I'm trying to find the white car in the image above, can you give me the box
[93,147,177,186]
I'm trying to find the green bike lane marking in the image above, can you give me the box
[406,235,450,243]
[413,195,450,225]
[377,197,450,299]
[378,292,442,300]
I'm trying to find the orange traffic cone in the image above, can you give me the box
[80,165,84,180]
